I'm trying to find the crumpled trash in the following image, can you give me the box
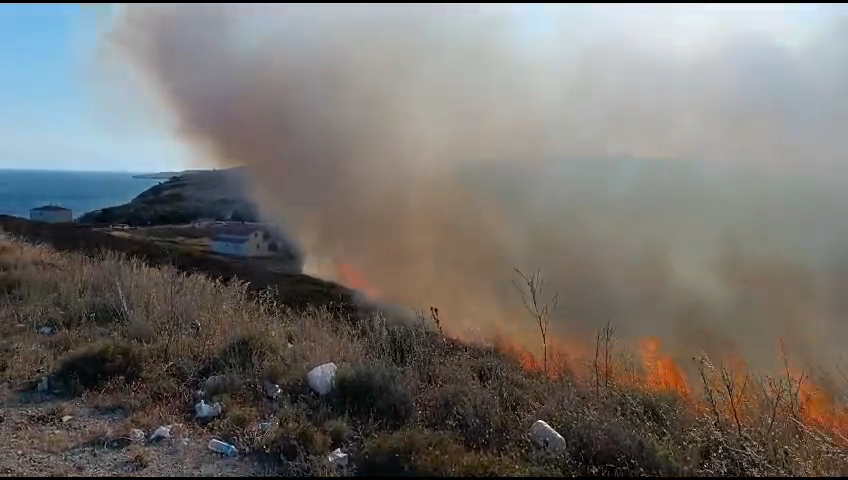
[529,420,566,454]
[150,425,171,441]
[208,439,238,457]
[263,380,282,400]
[130,428,146,442]
[61,415,72,424]
[327,448,349,467]
[36,377,49,393]
[307,362,337,395]
[195,400,223,419]
[38,326,56,336]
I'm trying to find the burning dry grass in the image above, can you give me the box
[0,233,846,476]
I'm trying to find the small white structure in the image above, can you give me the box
[210,229,272,257]
[30,205,72,223]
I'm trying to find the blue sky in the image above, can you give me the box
[0,4,841,173]
[0,4,187,172]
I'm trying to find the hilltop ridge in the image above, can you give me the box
[80,168,258,226]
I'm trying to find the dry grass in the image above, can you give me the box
[0,232,846,476]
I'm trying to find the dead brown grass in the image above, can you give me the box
[0,231,846,476]
[0,214,353,314]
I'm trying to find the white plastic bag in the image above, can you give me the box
[307,362,337,395]
[529,420,566,454]
[327,448,349,467]
[195,400,223,419]
[150,425,171,441]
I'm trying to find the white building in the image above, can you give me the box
[30,205,73,223]
[210,229,273,257]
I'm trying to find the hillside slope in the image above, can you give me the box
[0,215,355,315]
[79,168,259,226]
[0,233,845,476]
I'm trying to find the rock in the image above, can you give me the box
[327,448,349,467]
[529,420,566,454]
[130,428,146,442]
[307,362,337,395]
[150,425,171,441]
[61,415,72,424]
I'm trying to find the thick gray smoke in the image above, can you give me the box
[101,4,848,376]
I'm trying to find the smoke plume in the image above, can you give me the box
[100,4,848,376]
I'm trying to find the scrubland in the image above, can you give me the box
[0,233,845,476]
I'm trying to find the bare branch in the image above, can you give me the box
[513,267,558,375]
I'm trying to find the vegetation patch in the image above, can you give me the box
[54,340,147,393]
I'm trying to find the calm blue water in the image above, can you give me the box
[0,170,160,220]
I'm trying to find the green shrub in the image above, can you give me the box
[211,334,281,374]
[424,384,519,451]
[334,363,414,427]
[265,414,330,462]
[55,340,147,393]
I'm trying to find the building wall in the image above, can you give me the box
[30,209,73,223]
[211,240,248,256]
[211,231,272,257]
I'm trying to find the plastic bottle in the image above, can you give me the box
[208,439,238,457]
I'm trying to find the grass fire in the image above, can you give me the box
[1,231,847,475]
[42,2,848,475]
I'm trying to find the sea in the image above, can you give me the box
[0,169,161,220]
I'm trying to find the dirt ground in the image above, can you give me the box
[0,387,268,477]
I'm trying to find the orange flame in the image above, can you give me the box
[334,258,848,440]
[640,337,691,397]
[794,370,848,437]
[336,262,382,298]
